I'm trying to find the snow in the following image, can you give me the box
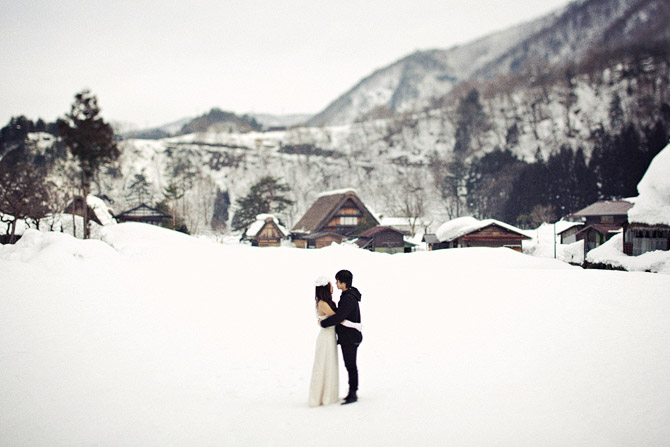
[523,222,585,265]
[316,187,358,198]
[2,223,670,446]
[87,195,117,227]
[586,233,670,274]
[628,143,670,226]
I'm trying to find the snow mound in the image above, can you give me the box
[0,228,119,266]
[586,233,670,274]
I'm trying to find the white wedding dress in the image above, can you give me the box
[308,314,339,407]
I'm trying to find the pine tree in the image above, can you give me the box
[126,170,152,206]
[231,176,293,234]
[58,90,119,238]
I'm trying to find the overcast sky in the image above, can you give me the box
[1,0,572,129]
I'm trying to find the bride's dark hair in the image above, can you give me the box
[315,284,337,313]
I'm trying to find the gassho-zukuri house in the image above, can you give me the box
[290,189,379,249]
[245,214,287,247]
[424,216,530,252]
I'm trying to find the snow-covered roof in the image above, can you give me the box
[247,214,287,237]
[553,220,584,235]
[87,195,116,226]
[628,143,670,226]
[316,187,357,198]
[436,216,528,242]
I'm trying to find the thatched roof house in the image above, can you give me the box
[291,189,379,248]
[245,214,287,247]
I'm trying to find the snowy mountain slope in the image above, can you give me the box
[69,46,664,235]
[308,0,669,126]
[306,15,558,126]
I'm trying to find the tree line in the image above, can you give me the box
[461,118,669,227]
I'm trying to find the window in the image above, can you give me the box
[601,215,614,223]
[340,216,358,226]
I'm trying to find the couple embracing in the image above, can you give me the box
[308,269,363,407]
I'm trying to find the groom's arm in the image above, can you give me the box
[320,297,354,328]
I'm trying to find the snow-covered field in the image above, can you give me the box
[2,223,670,446]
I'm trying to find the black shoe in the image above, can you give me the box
[341,394,358,405]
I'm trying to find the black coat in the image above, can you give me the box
[321,287,363,345]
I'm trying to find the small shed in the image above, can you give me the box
[295,231,345,249]
[435,216,530,252]
[355,226,406,254]
[115,203,170,226]
[246,214,287,247]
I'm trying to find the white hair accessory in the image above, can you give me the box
[314,276,330,287]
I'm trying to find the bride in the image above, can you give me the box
[308,276,361,407]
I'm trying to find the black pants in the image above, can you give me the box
[340,343,359,394]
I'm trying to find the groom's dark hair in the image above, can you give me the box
[335,270,353,289]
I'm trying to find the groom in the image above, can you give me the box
[320,269,362,405]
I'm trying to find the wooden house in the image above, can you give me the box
[115,203,170,226]
[355,226,406,254]
[291,189,379,248]
[246,214,287,247]
[567,200,633,255]
[435,216,530,252]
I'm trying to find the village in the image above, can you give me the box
[4,138,669,274]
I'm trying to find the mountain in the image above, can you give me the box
[308,0,670,126]
[3,0,668,238]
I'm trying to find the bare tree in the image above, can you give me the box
[0,158,53,242]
